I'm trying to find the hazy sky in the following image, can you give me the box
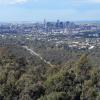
[0,0,100,22]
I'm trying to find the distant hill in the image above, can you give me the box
[75,20,100,25]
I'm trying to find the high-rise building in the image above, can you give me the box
[56,20,60,28]
[43,19,47,29]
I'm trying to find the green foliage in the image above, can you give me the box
[38,92,67,100]
[45,69,76,94]
[0,46,99,100]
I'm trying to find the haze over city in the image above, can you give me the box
[0,0,100,22]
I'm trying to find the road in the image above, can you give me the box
[23,46,54,67]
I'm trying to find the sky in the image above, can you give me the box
[0,0,100,22]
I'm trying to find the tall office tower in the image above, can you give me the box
[56,19,60,28]
[43,19,47,29]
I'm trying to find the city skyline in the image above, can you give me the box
[0,0,100,22]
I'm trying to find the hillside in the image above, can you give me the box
[0,46,99,100]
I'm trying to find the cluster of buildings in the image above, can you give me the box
[0,20,100,50]
[0,20,99,35]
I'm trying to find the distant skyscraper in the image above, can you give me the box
[43,19,47,29]
[56,20,60,28]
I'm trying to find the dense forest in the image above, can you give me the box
[0,44,99,100]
